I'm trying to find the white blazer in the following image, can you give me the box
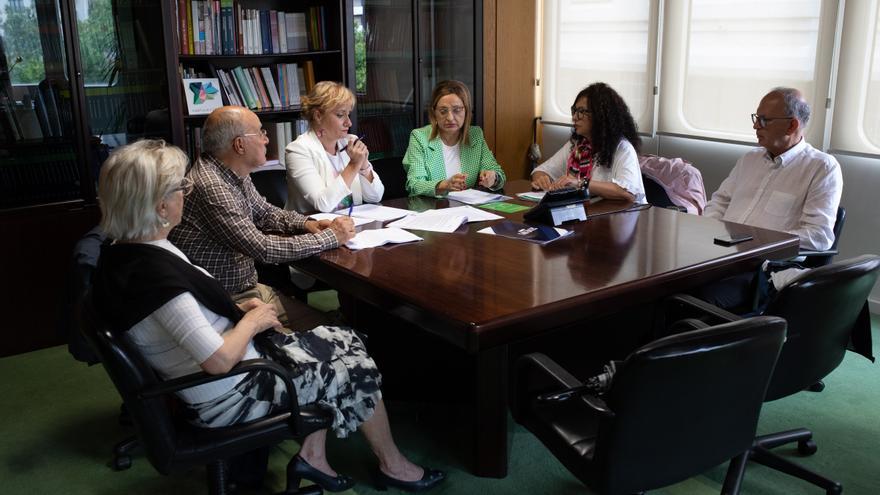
[284,130,385,213]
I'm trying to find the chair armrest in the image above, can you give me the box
[799,248,837,258]
[664,294,742,326]
[515,353,615,418]
[140,358,299,414]
[668,317,711,334]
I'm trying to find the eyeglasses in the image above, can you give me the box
[750,114,793,128]
[241,128,268,138]
[171,176,194,196]
[571,106,592,120]
[435,106,465,117]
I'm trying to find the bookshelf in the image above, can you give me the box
[165,0,349,163]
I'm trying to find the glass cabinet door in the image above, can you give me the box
[0,0,80,208]
[352,0,480,160]
[0,0,171,210]
[418,0,478,125]
[76,0,172,151]
[353,0,417,159]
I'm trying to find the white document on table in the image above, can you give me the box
[345,228,423,250]
[387,209,469,233]
[447,189,510,205]
[308,212,374,227]
[442,205,504,222]
[334,204,414,222]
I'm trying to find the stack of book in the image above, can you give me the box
[181,61,315,113]
[177,1,329,55]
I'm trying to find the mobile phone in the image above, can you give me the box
[714,233,754,246]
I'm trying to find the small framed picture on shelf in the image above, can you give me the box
[182,78,223,115]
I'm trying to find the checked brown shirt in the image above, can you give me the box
[169,155,338,294]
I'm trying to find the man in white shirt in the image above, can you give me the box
[698,87,843,311]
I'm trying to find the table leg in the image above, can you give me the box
[473,344,510,478]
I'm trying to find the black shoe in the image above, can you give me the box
[373,466,446,492]
[287,455,355,493]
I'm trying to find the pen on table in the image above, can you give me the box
[340,134,366,153]
[347,202,354,216]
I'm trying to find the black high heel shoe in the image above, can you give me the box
[373,466,446,492]
[287,455,355,493]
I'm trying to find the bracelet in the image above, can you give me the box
[359,164,373,177]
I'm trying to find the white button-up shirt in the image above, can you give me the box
[703,139,842,251]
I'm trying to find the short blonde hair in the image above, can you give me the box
[98,139,189,241]
[301,81,356,129]
[428,80,473,146]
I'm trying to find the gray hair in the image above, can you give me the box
[98,139,188,241]
[201,106,249,156]
[772,86,811,127]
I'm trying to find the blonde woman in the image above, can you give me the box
[402,80,506,197]
[285,81,384,213]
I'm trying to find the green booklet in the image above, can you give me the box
[479,202,530,213]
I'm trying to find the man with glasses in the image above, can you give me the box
[169,105,355,323]
[698,87,842,311]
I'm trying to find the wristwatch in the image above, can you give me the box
[580,177,590,191]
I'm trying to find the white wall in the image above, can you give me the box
[541,126,880,311]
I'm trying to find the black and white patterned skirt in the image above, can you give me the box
[185,325,382,438]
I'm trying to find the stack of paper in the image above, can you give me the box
[345,228,423,250]
[447,189,510,205]
[517,191,546,202]
[387,206,503,233]
[335,204,413,222]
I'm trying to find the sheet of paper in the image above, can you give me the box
[479,202,530,213]
[387,210,468,233]
[309,212,374,227]
[517,191,546,202]
[442,205,504,222]
[334,203,413,222]
[447,189,510,205]
[345,228,423,250]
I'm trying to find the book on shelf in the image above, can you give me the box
[260,66,282,109]
[177,1,327,56]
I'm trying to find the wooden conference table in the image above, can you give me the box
[292,180,799,478]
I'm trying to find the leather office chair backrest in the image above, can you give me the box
[642,173,677,209]
[250,169,288,209]
[762,254,880,401]
[79,300,180,474]
[594,316,786,494]
[370,156,408,200]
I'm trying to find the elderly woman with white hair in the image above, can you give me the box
[91,139,444,493]
[285,81,384,213]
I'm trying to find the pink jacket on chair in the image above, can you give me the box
[638,154,707,215]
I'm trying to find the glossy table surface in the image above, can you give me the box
[295,180,800,352]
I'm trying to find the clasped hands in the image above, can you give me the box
[437,170,496,193]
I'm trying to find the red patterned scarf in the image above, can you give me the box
[567,136,594,179]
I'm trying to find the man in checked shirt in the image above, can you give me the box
[170,106,356,325]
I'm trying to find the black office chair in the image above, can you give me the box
[370,156,408,200]
[251,169,289,209]
[642,173,686,212]
[80,297,333,495]
[665,254,880,494]
[800,206,846,268]
[513,316,787,495]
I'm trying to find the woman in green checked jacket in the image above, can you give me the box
[402,80,506,197]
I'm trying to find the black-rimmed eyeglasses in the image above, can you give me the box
[751,114,793,128]
[571,106,592,120]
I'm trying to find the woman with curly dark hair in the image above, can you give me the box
[531,82,645,202]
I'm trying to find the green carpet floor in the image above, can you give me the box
[2,306,878,494]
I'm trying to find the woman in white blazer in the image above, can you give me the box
[285,81,384,213]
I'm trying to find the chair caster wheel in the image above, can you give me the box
[111,455,132,471]
[798,439,817,456]
[827,482,842,495]
[808,380,826,392]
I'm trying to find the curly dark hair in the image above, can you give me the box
[573,82,641,168]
